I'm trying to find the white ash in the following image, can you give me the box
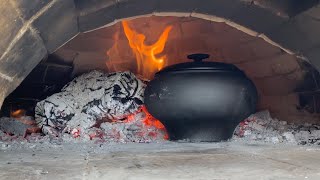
[35,71,145,137]
[233,110,320,145]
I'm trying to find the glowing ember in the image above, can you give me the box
[10,109,26,118]
[10,109,37,126]
[121,20,172,79]
[124,105,168,140]
[71,128,81,138]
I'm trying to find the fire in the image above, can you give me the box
[10,109,36,125]
[122,20,172,79]
[10,109,26,118]
[123,105,168,140]
[140,106,165,129]
[106,31,120,72]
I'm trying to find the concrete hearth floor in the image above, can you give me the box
[0,141,320,180]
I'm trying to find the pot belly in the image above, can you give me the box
[144,72,258,141]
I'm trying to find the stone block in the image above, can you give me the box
[13,0,52,20]
[77,0,117,32]
[267,14,320,53]
[117,0,157,19]
[222,38,282,64]
[156,0,199,13]
[0,1,23,57]
[180,19,216,37]
[75,0,116,16]
[193,0,244,19]
[270,54,301,75]
[303,45,320,73]
[258,93,300,114]
[302,3,320,20]
[32,0,79,52]
[0,77,11,108]
[0,28,47,81]
[253,70,305,95]
[236,53,301,78]
[242,0,320,17]
[230,3,287,34]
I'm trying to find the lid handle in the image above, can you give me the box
[187,53,210,62]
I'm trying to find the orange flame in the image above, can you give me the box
[122,20,172,79]
[140,106,168,140]
[10,109,26,118]
[123,105,168,140]
[106,31,120,72]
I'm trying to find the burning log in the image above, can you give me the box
[35,71,167,142]
[35,71,145,135]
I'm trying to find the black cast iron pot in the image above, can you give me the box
[144,53,258,142]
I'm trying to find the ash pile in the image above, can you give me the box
[0,71,167,143]
[233,111,320,145]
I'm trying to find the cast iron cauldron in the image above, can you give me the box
[144,53,258,142]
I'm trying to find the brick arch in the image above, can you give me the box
[0,0,319,110]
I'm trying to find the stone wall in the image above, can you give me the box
[1,0,320,123]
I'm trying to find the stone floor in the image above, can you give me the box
[0,142,320,180]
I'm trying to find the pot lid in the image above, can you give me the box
[157,54,240,74]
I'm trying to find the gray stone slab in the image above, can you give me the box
[0,143,320,180]
[0,1,23,57]
[117,0,157,19]
[267,14,320,53]
[32,0,79,53]
[75,0,117,16]
[193,0,244,19]
[156,0,199,13]
[14,0,52,20]
[304,3,320,20]
[77,0,117,32]
[156,0,243,19]
[304,45,320,72]
[0,28,47,81]
[245,0,320,17]
[230,3,288,34]
[0,77,10,108]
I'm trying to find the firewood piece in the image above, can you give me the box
[35,71,145,136]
